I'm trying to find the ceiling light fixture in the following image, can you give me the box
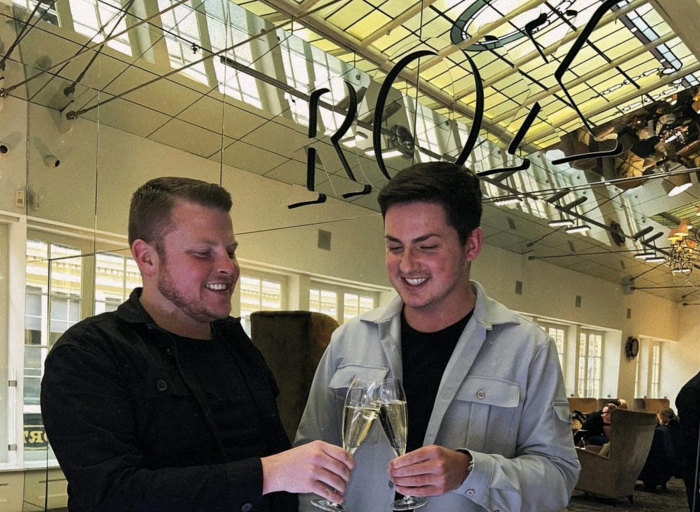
[646,255,666,263]
[662,173,693,197]
[668,219,699,276]
[633,226,653,240]
[494,197,522,206]
[562,196,588,210]
[364,148,404,158]
[634,251,656,260]
[548,218,575,228]
[566,224,591,234]
[340,131,368,148]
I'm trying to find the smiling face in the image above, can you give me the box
[384,201,482,332]
[135,200,239,338]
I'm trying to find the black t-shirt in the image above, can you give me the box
[173,334,270,461]
[401,310,472,452]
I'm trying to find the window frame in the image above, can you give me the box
[576,328,604,398]
[308,280,378,323]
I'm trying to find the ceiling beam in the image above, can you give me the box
[653,0,700,61]
[453,0,650,100]
[258,0,519,149]
[490,30,677,125]
[522,62,700,144]
[419,0,550,72]
[363,0,439,46]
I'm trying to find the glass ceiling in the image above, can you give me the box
[5,0,699,275]
[234,0,700,152]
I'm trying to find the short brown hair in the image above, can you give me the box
[128,177,232,247]
[377,162,481,245]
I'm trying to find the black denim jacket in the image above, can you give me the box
[41,288,296,512]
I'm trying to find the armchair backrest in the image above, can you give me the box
[250,310,339,442]
[606,408,658,463]
[575,408,658,500]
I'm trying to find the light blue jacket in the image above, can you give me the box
[295,281,580,512]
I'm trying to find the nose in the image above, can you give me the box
[398,247,418,274]
[216,251,238,277]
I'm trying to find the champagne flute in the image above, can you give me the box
[311,377,380,511]
[379,378,427,511]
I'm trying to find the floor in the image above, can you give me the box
[565,478,689,511]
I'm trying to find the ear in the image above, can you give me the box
[131,239,159,277]
[464,227,483,262]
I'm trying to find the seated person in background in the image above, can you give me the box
[638,407,683,491]
[581,402,619,446]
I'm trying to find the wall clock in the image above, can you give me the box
[625,336,639,358]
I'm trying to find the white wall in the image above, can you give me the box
[664,305,700,407]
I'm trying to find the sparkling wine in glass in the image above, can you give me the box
[311,378,379,511]
[379,378,427,511]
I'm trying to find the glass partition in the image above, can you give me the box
[2,0,699,508]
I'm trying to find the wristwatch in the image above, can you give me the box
[466,453,475,477]
[457,449,475,479]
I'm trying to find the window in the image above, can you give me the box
[309,287,337,320]
[280,36,312,127]
[577,330,603,397]
[13,0,60,26]
[650,342,661,397]
[309,283,377,323]
[546,325,566,371]
[24,240,82,459]
[239,275,283,334]
[69,0,132,55]
[158,0,208,84]
[94,252,141,314]
[635,352,642,398]
[342,292,374,323]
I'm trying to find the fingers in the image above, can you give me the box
[300,441,354,485]
[387,445,468,495]
[318,440,355,471]
[262,440,355,496]
[312,461,352,496]
[388,445,439,471]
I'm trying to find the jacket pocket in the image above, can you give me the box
[328,364,389,392]
[454,375,520,407]
[445,376,520,451]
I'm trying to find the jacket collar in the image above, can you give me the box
[115,288,242,334]
[361,281,520,330]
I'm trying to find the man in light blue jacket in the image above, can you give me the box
[296,162,580,511]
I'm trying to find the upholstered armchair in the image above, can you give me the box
[250,310,339,441]
[575,408,658,503]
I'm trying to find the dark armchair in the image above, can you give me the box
[250,310,339,441]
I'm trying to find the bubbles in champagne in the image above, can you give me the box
[379,400,407,457]
[342,404,379,455]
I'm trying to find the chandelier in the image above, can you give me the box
[668,218,699,275]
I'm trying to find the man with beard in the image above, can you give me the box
[296,162,579,512]
[41,177,353,512]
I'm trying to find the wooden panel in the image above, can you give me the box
[0,472,24,512]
